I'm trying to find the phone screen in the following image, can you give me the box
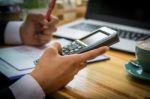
[81,32,108,45]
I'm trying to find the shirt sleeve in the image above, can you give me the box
[9,75,45,99]
[4,21,23,45]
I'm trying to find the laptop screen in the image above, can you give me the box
[86,0,150,29]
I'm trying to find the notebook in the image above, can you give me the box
[54,0,150,53]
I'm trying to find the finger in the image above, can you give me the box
[50,42,62,54]
[39,40,50,45]
[39,19,48,32]
[41,42,62,56]
[72,62,87,76]
[48,18,59,26]
[44,17,58,30]
[42,16,58,29]
[49,15,59,24]
[78,62,87,70]
[43,26,57,35]
[41,22,57,35]
[38,34,51,41]
[28,13,44,22]
[34,37,50,45]
[73,46,109,63]
[41,16,58,33]
[43,20,58,29]
[73,62,86,68]
[40,19,48,26]
[43,25,49,29]
[34,35,51,45]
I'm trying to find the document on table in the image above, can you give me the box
[0,46,45,80]
[0,46,44,71]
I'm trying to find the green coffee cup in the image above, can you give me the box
[135,39,150,73]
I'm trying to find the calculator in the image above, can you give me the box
[62,27,119,55]
[34,27,119,65]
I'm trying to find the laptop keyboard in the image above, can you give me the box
[70,23,101,32]
[70,23,150,41]
[113,28,150,41]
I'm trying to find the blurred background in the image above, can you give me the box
[0,0,88,23]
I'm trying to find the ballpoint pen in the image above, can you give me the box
[45,0,56,22]
[41,0,56,32]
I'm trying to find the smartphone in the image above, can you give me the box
[62,27,119,55]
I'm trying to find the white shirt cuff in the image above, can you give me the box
[9,75,45,99]
[4,21,23,45]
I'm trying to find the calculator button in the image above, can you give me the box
[77,46,82,49]
[64,50,69,53]
[70,50,74,53]
[75,49,79,51]
[62,40,87,55]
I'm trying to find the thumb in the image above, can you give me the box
[50,42,62,54]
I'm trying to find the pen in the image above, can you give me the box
[45,0,56,22]
[41,0,56,32]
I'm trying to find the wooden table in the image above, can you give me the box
[52,49,150,99]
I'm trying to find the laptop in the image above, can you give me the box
[53,0,150,53]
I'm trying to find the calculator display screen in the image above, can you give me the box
[81,32,108,45]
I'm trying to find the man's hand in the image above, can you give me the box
[20,13,58,46]
[31,42,109,94]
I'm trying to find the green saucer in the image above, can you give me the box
[124,62,150,81]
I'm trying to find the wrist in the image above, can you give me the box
[30,70,47,94]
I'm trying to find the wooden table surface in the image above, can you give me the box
[52,49,150,99]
